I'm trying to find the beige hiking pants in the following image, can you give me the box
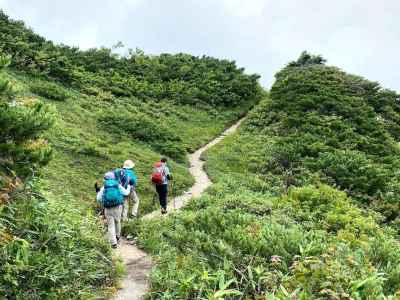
[105,204,123,245]
[122,189,140,221]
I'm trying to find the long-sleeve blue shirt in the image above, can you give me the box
[122,169,137,187]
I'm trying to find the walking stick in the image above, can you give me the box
[171,180,176,211]
[153,189,158,205]
[170,179,178,229]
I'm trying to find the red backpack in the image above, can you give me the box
[151,162,164,185]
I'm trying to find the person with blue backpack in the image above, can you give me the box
[114,160,139,221]
[96,171,131,248]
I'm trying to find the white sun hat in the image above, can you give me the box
[123,159,135,169]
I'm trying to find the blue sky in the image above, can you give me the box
[1,0,399,91]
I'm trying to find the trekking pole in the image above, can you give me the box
[153,188,158,205]
[171,180,176,211]
[171,180,177,229]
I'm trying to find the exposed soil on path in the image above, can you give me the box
[114,118,244,300]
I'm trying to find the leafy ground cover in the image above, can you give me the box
[0,53,123,299]
[131,53,400,299]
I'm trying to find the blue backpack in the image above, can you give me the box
[102,179,124,208]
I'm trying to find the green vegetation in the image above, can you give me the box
[29,80,70,101]
[0,53,121,299]
[0,7,261,211]
[248,51,400,227]
[0,11,261,298]
[0,11,260,109]
[5,6,400,298]
[0,10,261,213]
[1,192,123,299]
[131,52,400,299]
[135,183,400,299]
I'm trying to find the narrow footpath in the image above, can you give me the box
[115,118,244,300]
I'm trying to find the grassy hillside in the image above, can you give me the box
[0,10,261,299]
[132,53,400,299]
[7,69,249,214]
[0,9,261,212]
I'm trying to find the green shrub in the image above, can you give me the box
[99,110,187,161]
[0,54,54,180]
[30,81,69,101]
[286,185,380,239]
[308,150,390,198]
[74,142,108,158]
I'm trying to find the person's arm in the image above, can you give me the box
[165,166,172,180]
[95,181,100,193]
[119,184,131,196]
[129,171,138,186]
[96,187,104,203]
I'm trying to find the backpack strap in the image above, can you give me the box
[120,169,125,184]
[120,169,132,188]
[114,168,124,185]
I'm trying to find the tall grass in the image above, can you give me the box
[0,182,124,299]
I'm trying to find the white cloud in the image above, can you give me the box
[66,25,100,50]
[1,0,400,91]
[221,0,268,17]
[118,0,143,8]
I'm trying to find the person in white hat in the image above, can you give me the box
[115,159,140,220]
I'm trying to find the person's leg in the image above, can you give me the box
[114,205,123,242]
[131,190,140,217]
[122,196,129,221]
[156,184,163,208]
[105,208,117,246]
[164,184,168,205]
[101,204,105,220]
[160,184,168,211]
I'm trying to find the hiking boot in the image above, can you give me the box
[161,208,167,214]
[111,244,118,249]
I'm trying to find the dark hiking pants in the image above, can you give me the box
[156,184,168,209]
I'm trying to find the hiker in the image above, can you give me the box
[151,157,172,214]
[115,160,139,220]
[96,171,130,248]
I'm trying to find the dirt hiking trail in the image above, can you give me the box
[115,118,244,300]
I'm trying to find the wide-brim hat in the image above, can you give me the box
[123,159,135,169]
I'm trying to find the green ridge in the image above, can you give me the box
[134,52,400,299]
